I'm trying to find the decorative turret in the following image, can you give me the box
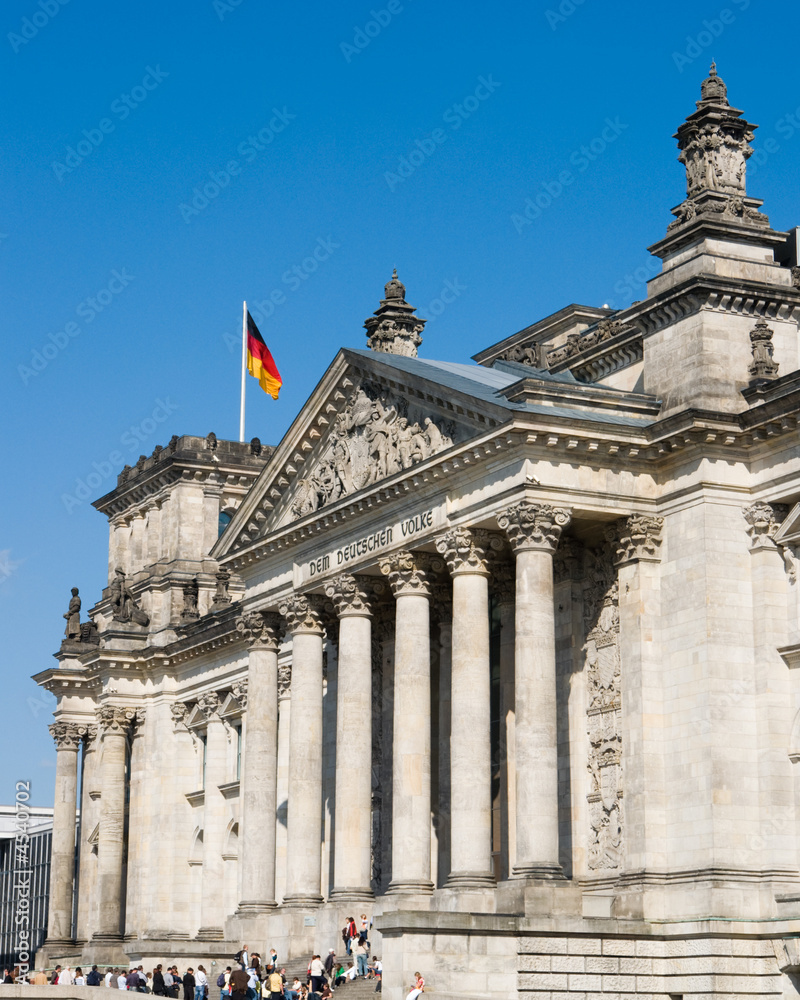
[364,269,426,358]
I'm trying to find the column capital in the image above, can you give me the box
[278,593,328,634]
[236,610,283,650]
[278,663,292,699]
[611,514,664,565]
[49,721,83,750]
[379,549,442,597]
[743,501,789,551]
[497,502,572,554]
[325,574,380,618]
[230,679,248,711]
[171,701,189,729]
[96,705,142,735]
[435,526,502,576]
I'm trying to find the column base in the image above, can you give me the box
[282,894,324,908]
[195,926,225,940]
[328,886,375,902]
[86,934,130,967]
[512,862,567,880]
[386,879,434,895]
[444,870,496,890]
[235,900,278,915]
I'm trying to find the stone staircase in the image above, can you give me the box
[281,964,380,1000]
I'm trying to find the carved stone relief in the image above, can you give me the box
[290,382,454,519]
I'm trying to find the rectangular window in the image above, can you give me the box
[201,734,208,789]
[235,724,242,781]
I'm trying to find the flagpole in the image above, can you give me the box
[239,300,247,443]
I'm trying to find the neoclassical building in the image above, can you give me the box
[37,66,800,998]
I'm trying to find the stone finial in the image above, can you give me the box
[49,721,83,750]
[379,550,442,597]
[611,515,664,566]
[236,610,283,650]
[699,61,728,105]
[743,502,789,549]
[278,593,328,634]
[181,578,200,622]
[211,569,233,612]
[324,574,375,617]
[435,527,501,575]
[250,437,262,456]
[748,319,779,381]
[496,502,572,554]
[364,269,426,358]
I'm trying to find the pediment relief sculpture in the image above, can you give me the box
[289,382,455,520]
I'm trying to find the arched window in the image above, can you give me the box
[218,510,233,537]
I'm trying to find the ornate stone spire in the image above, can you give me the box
[364,269,426,358]
[663,64,772,237]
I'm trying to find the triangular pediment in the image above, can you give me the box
[774,502,800,545]
[215,349,512,559]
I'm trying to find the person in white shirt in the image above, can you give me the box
[104,969,114,988]
[58,967,74,986]
[74,968,86,986]
[195,966,209,1000]
[345,966,357,983]
[117,972,127,990]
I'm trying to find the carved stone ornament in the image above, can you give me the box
[496,502,573,554]
[497,342,541,367]
[583,541,623,871]
[611,515,664,566]
[546,319,630,368]
[96,705,143,735]
[278,663,292,698]
[108,567,150,627]
[197,691,221,720]
[278,593,327,634]
[49,721,85,750]
[748,319,779,381]
[364,269,426,358]
[290,381,454,520]
[379,550,442,597]
[181,578,200,622]
[236,611,283,650]
[211,569,233,611]
[743,502,789,549]
[170,702,189,728]
[325,574,374,617]
[435,526,501,575]
[230,679,248,711]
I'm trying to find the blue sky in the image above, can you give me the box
[2,0,799,802]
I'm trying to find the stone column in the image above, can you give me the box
[431,581,452,888]
[93,706,138,946]
[494,562,516,881]
[45,722,82,947]
[326,575,375,901]
[235,611,283,912]
[76,725,99,945]
[379,550,439,894]
[497,501,572,878]
[196,691,227,939]
[435,527,498,888]
[278,593,327,906]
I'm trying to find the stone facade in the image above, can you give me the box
[35,67,800,999]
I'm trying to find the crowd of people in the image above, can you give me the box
[1,915,427,1000]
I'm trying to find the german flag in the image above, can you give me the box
[246,311,282,399]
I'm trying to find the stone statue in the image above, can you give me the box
[108,567,150,627]
[63,587,81,641]
[181,578,200,621]
[210,569,232,611]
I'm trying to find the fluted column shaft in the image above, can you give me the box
[94,707,138,941]
[280,594,326,906]
[498,502,571,878]
[236,613,283,913]
[380,551,437,894]
[46,723,82,945]
[197,692,227,938]
[326,576,374,900]
[436,528,496,888]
